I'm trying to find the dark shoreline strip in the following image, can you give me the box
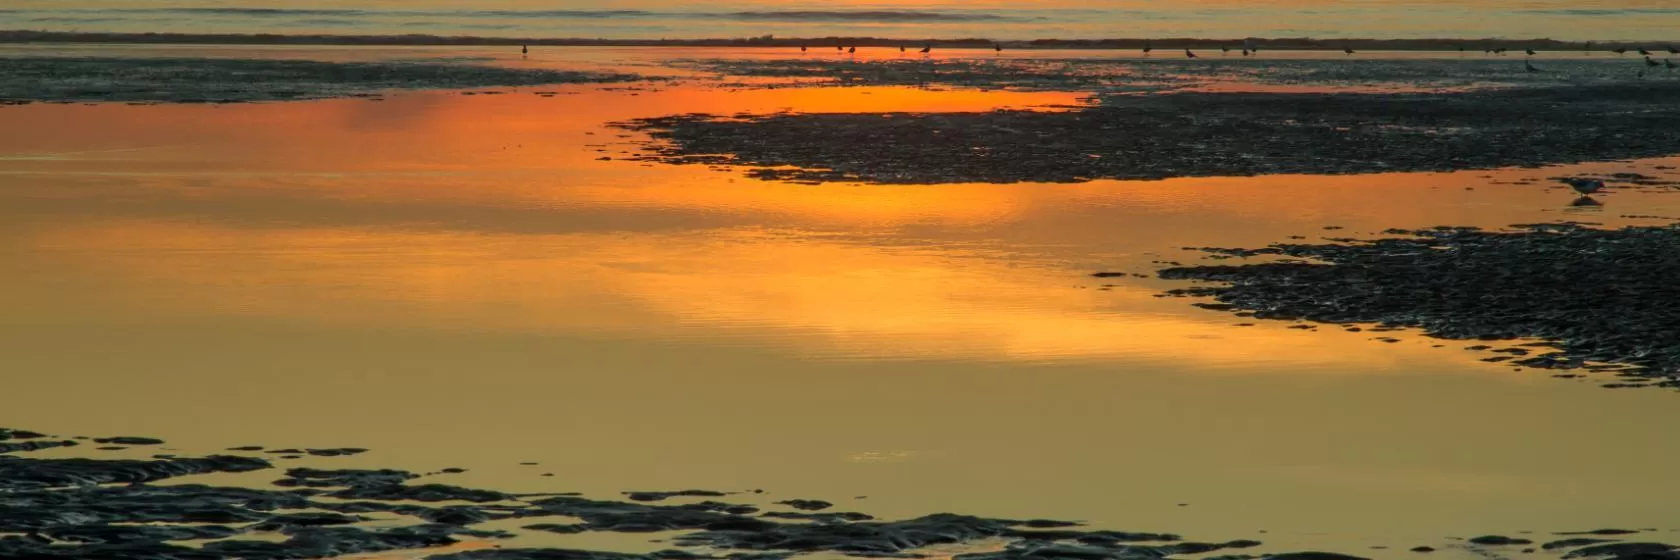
[0,57,648,103]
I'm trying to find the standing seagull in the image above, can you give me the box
[1222,46,1231,55]
[1639,47,1653,56]
[920,44,932,55]
[1143,41,1153,55]
[848,46,857,56]
[521,45,528,57]
[1526,48,1537,56]
[1344,47,1356,55]
[1613,46,1628,55]
[1185,48,1197,59]
[800,44,808,53]
[1242,48,1251,56]
[995,43,1003,54]
[899,44,906,53]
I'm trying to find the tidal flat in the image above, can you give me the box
[3,428,1678,560]
[2,44,1679,560]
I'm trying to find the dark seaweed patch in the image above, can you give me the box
[1153,223,1680,389]
[620,83,1680,184]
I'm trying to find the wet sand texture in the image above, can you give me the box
[1150,223,1680,390]
[621,82,1680,184]
[5,428,1676,559]
[0,57,648,103]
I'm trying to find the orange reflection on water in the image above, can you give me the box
[6,86,1678,370]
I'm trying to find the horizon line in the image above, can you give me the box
[2,30,1678,50]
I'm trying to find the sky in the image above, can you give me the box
[3,1,1679,41]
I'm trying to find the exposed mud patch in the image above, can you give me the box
[0,57,650,103]
[619,83,1680,184]
[1146,223,1680,389]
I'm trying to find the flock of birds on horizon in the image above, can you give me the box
[769,40,1680,79]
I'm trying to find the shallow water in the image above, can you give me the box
[2,46,1680,557]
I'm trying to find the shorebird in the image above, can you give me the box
[1143,41,1153,55]
[920,44,932,55]
[1185,49,1197,59]
[1613,46,1628,55]
[800,44,807,52]
[1222,46,1231,54]
[995,43,1003,54]
[848,46,857,55]
[1646,56,1661,68]
[1564,178,1605,195]
[899,44,906,53]
[521,45,528,57]
[1344,47,1356,55]
[1670,46,1680,55]
[1526,48,1537,56]
[1242,48,1251,56]
[1494,47,1507,55]
[1526,60,1540,73]
[1639,47,1653,56]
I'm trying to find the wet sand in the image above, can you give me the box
[2,45,1680,558]
[5,427,1677,560]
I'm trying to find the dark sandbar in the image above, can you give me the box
[1148,223,1680,390]
[0,57,648,103]
[620,83,1680,184]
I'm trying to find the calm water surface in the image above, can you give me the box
[2,45,1679,558]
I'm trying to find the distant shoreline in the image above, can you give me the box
[2,30,1676,51]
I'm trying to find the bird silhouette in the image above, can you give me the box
[1564,178,1605,195]
[800,44,808,52]
[1222,46,1231,54]
[1143,41,1153,55]
[1526,60,1540,73]
[1646,56,1661,68]
[1613,46,1628,55]
[1242,48,1251,56]
[848,46,856,55]
[920,44,931,55]
[899,45,906,53]
[1669,46,1680,55]
[1526,48,1537,56]
[521,45,528,57]
[995,43,1003,54]
[1344,47,1356,55]
[1639,47,1653,56]
[1185,49,1197,59]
